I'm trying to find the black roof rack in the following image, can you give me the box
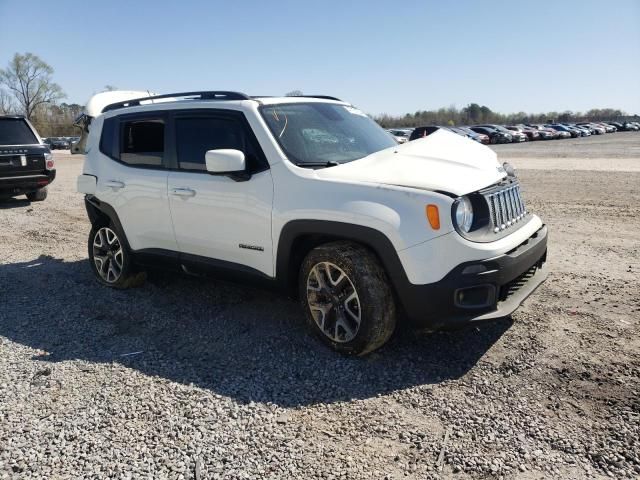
[300,95,342,101]
[102,91,252,113]
[251,95,342,101]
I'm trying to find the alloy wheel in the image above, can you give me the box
[306,262,361,343]
[92,227,124,283]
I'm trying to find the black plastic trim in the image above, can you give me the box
[275,220,409,296]
[84,195,133,251]
[399,225,549,327]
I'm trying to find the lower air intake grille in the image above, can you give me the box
[499,264,538,302]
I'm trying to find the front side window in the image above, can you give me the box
[120,119,164,166]
[175,117,245,171]
[260,103,396,167]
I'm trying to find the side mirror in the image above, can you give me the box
[205,149,250,181]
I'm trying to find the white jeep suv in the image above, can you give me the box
[76,90,548,355]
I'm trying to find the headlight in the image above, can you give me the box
[454,196,474,233]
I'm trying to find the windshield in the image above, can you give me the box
[260,103,397,166]
[0,118,38,145]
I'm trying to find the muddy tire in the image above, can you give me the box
[26,187,48,202]
[299,241,397,356]
[88,223,146,288]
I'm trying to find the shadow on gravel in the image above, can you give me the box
[0,197,31,209]
[0,255,512,407]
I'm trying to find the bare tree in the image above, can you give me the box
[103,85,118,91]
[0,89,15,114]
[285,90,304,97]
[0,53,65,120]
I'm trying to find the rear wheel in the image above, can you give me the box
[88,224,145,288]
[299,241,397,356]
[26,187,48,202]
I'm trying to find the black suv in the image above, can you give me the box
[0,116,55,201]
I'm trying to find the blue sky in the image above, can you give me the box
[1,0,638,115]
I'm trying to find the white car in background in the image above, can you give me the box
[386,128,412,143]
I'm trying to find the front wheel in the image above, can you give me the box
[88,224,145,288]
[299,241,397,356]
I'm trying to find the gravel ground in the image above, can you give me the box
[1,133,639,479]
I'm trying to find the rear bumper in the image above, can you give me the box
[0,170,56,196]
[397,225,548,328]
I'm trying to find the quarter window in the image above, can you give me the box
[120,119,164,166]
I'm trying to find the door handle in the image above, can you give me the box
[170,187,196,197]
[105,180,125,189]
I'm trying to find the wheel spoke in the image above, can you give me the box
[308,264,327,292]
[335,316,355,341]
[323,263,333,284]
[106,229,118,246]
[93,230,105,249]
[309,301,333,330]
[332,273,345,287]
[113,248,124,269]
[343,291,360,324]
[107,260,121,282]
[93,254,107,272]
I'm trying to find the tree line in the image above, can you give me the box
[1,53,636,137]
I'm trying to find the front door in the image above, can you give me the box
[167,112,274,277]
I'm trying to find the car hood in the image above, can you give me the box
[315,129,506,196]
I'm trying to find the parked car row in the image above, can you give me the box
[388,121,640,145]
[41,136,80,150]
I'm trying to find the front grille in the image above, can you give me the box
[499,264,538,302]
[484,182,527,233]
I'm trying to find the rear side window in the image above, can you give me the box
[0,118,38,145]
[175,116,264,172]
[99,117,117,159]
[120,119,164,166]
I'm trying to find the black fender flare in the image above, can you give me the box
[84,195,132,252]
[275,220,412,301]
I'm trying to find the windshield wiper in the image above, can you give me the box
[295,161,340,168]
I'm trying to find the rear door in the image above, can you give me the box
[94,113,178,253]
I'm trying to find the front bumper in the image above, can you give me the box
[0,170,56,196]
[397,225,548,328]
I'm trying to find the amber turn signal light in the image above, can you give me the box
[426,204,440,230]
